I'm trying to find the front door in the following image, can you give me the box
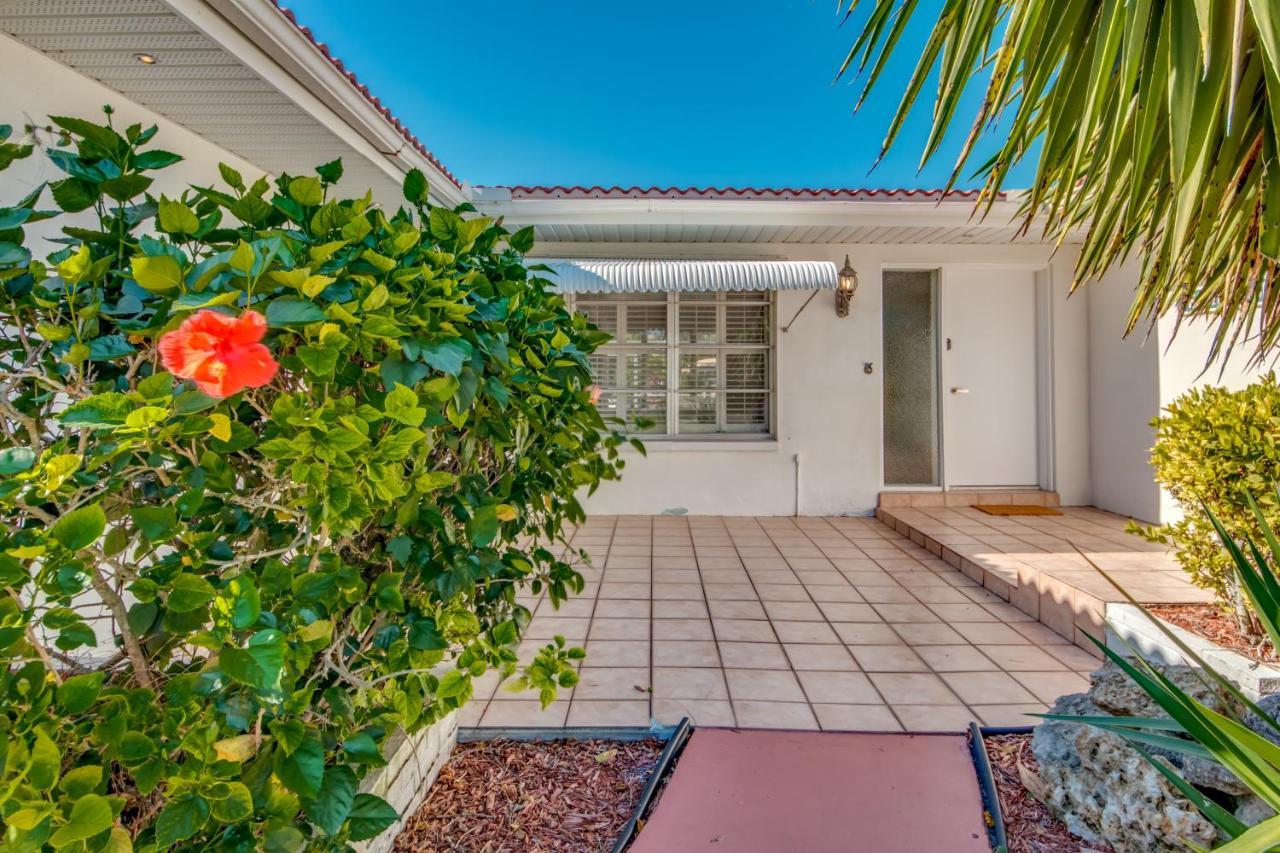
[940,268,1039,487]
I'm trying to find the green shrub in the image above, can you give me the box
[1140,374,1280,633]
[0,111,631,850]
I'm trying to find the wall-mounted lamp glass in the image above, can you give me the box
[836,255,858,317]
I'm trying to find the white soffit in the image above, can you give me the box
[536,258,838,293]
[0,0,464,207]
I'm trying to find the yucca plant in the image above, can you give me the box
[838,0,1280,364]
[1053,494,1280,850]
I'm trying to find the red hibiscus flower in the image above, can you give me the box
[587,384,602,405]
[158,309,278,398]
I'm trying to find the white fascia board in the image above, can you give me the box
[167,0,467,208]
[472,196,1029,231]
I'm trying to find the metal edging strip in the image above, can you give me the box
[969,722,1020,852]
[611,717,694,853]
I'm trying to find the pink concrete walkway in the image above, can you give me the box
[629,728,989,852]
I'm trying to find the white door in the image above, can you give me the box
[941,268,1039,487]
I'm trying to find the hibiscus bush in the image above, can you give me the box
[0,112,631,850]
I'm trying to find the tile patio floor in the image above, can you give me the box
[463,514,1103,732]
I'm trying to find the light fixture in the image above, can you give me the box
[133,52,158,65]
[835,254,858,317]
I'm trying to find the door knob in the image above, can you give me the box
[950,387,970,394]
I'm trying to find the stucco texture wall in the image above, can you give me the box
[0,33,260,241]
[559,242,1081,517]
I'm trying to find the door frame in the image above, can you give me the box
[878,261,1055,493]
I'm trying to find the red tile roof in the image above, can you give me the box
[268,0,462,189]
[494,186,997,201]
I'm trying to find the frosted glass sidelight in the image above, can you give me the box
[883,270,939,485]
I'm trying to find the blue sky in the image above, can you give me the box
[289,0,1027,190]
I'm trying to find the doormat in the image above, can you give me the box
[973,504,1063,516]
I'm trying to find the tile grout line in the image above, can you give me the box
[693,516,738,728]
[566,515,619,727]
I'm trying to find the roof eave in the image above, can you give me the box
[170,0,468,208]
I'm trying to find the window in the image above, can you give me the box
[574,291,774,438]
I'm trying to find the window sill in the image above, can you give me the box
[620,439,779,453]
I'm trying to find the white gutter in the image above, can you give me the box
[167,0,468,208]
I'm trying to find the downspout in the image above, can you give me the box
[793,452,802,517]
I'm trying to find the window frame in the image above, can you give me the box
[572,290,777,440]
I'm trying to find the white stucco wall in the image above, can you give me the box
[555,241,1085,517]
[0,33,261,235]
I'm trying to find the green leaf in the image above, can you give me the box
[266,297,327,326]
[403,168,428,204]
[131,254,183,293]
[30,728,60,789]
[57,671,104,714]
[310,764,357,835]
[288,176,324,207]
[59,392,133,427]
[384,383,426,427]
[209,781,254,822]
[133,149,183,170]
[419,338,472,376]
[157,196,199,234]
[346,793,399,841]
[167,573,216,612]
[0,446,37,475]
[50,504,106,551]
[99,173,152,201]
[274,736,325,797]
[58,765,103,799]
[130,505,177,542]
[467,504,500,547]
[48,793,113,846]
[315,158,344,184]
[154,793,209,845]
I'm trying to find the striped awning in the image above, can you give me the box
[532,258,838,293]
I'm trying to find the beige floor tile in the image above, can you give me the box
[940,671,1038,704]
[812,703,902,732]
[1011,670,1091,704]
[725,669,807,702]
[1045,644,1103,672]
[915,644,998,672]
[928,602,1000,623]
[653,698,734,726]
[891,704,976,732]
[806,584,865,603]
[653,582,705,601]
[756,583,811,602]
[833,622,901,644]
[713,618,777,642]
[762,601,825,622]
[599,582,651,600]
[868,672,961,705]
[784,644,859,671]
[589,618,650,641]
[796,671,881,704]
[480,700,569,727]
[857,585,918,603]
[732,700,819,730]
[707,599,767,620]
[719,642,790,669]
[872,603,941,623]
[818,602,881,622]
[977,644,1068,671]
[652,667,729,701]
[537,597,596,617]
[1011,621,1074,646]
[653,640,720,667]
[910,587,971,604]
[772,621,840,644]
[951,622,1030,645]
[583,640,649,668]
[849,644,929,672]
[567,700,650,726]
[606,568,651,584]
[653,599,708,619]
[592,599,648,619]
[700,568,750,584]
[525,617,590,641]
[574,667,651,700]
[704,583,759,601]
[971,703,1048,727]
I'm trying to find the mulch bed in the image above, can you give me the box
[1148,604,1280,663]
[393,738,664,852]
[985,733,1111,853]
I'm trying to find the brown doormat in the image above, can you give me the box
[973,504,1063,516]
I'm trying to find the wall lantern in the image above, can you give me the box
[835,255,858,317]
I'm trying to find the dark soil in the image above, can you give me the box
[1148,604,1280,663]
[393,738,663,852]
[985,733,1112,853]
